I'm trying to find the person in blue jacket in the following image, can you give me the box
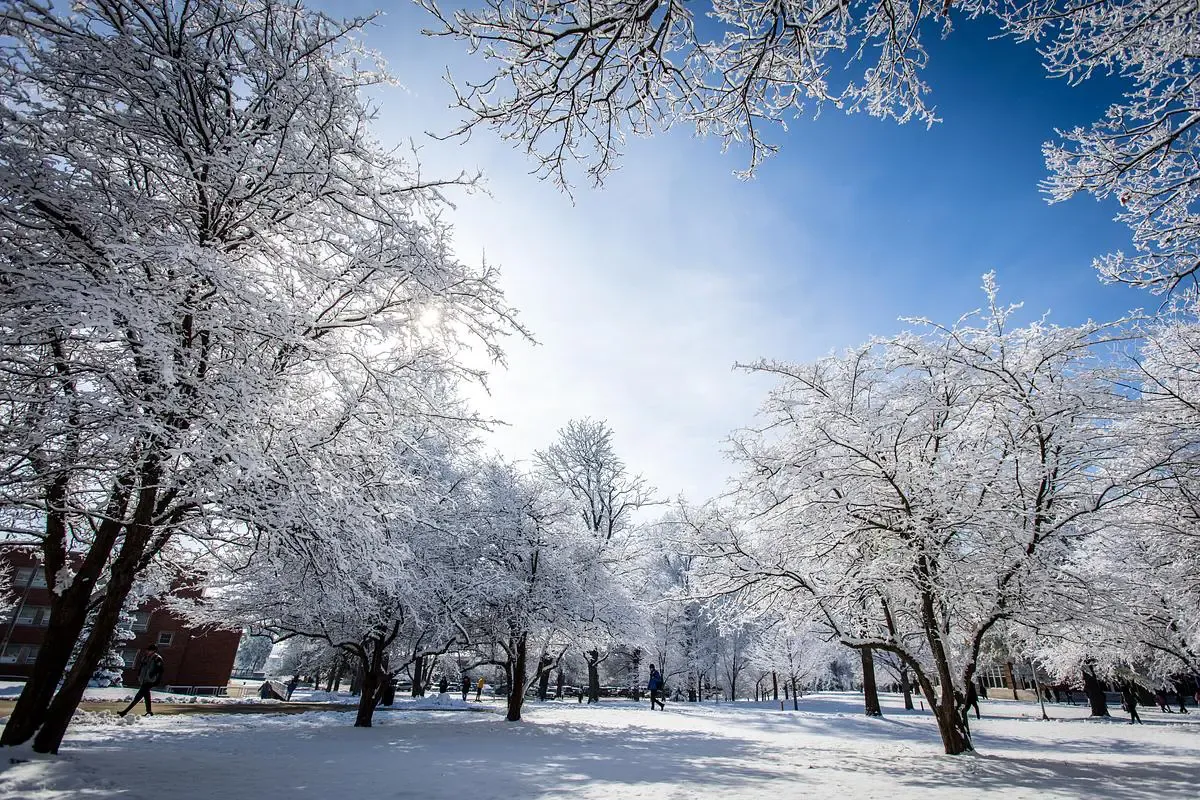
[648,664,666,710]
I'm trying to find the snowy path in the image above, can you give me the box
[2,693,1198,799]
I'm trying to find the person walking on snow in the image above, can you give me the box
[461,675,471,702]
[475,676,485,702]
[965,682,981,719]
[119,644,164,717]
[648,664,665,711]
[1122,684,1143,725]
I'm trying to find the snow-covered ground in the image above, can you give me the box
[2,692,1197,799]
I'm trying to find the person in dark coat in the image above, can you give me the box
[1122,684,1143,725]
[647,664,665,710]
[119,644,165,717]
[438,675,449,695]
[461,675,471,702]
[286,675,299,701]
[965,682,981,719]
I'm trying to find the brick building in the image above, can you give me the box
[1,549,241,692]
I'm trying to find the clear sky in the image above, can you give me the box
[316,2,1148,501]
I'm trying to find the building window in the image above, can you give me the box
[979,665,1007,690]
[157,632,174,647]
[14,604,50,627]
[121,648,139,667]
[131,611,151,632]
[13,567,47,589]
[0,644,40,664]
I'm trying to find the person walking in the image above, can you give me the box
[1155,690,1172,713]
[647,664,665,711]
[286,675,299,701]
[438,675,449,695]
[965,682,982,720]
[1122,684,1143,725]
[119,644,165,717]
[461,675,471,702]
[475,676,485,702]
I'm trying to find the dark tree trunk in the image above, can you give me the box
[791,677,799,711]
[555,669,565,700]
[536,656,552,701]
[354,633,394,728]
[933,692,972,754]
[1082,665,1110,717]
[900,666,914,710]
[34,459,162,754]
[918,579,972,754]
[411,654,424,697]
[506,633,528,722]
[333,659,345,693]
[860,647,883,717]
[354,661,378,727]
[1,472,131,747]
[586,650,600,704]
[771,671,779,702]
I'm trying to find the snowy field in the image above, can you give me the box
[3,692,1199,799]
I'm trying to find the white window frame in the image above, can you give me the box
[0,644,39,664]
[14,567,47,589]
[15,604,48,626]
[157,631,174,647]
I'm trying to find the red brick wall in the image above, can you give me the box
[2,549,241,688]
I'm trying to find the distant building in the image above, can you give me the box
[1,549,241,694]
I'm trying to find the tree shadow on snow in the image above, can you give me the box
[0,712,793,800]
[894,751,1200,800]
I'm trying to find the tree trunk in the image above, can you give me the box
[1,473,131,747]
[860,647,883,717]
[354,649,382,728]
[772,671,779,702]
[411,654,424,697]
[899,666,914,710]
[791,677,799,711]
[1082,665,1110,717]
[933,693,973,754]
[506,633,528,722]
[536,656,552,701]
[555,670,565,700]
[586,650,600,704]
[34,459,161,755]
[912,583,972,753]
[1,598,91,747]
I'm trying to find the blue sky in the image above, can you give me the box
[318,3,1147,500]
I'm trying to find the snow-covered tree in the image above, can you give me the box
[689,279,1134,754]
[0,0,518,753]
[422,0,1197,303]
[749,621,842,710]
[535,418,656,542]
[234,634,275,677]
[206,415,476,728]
[459,460,630,721]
